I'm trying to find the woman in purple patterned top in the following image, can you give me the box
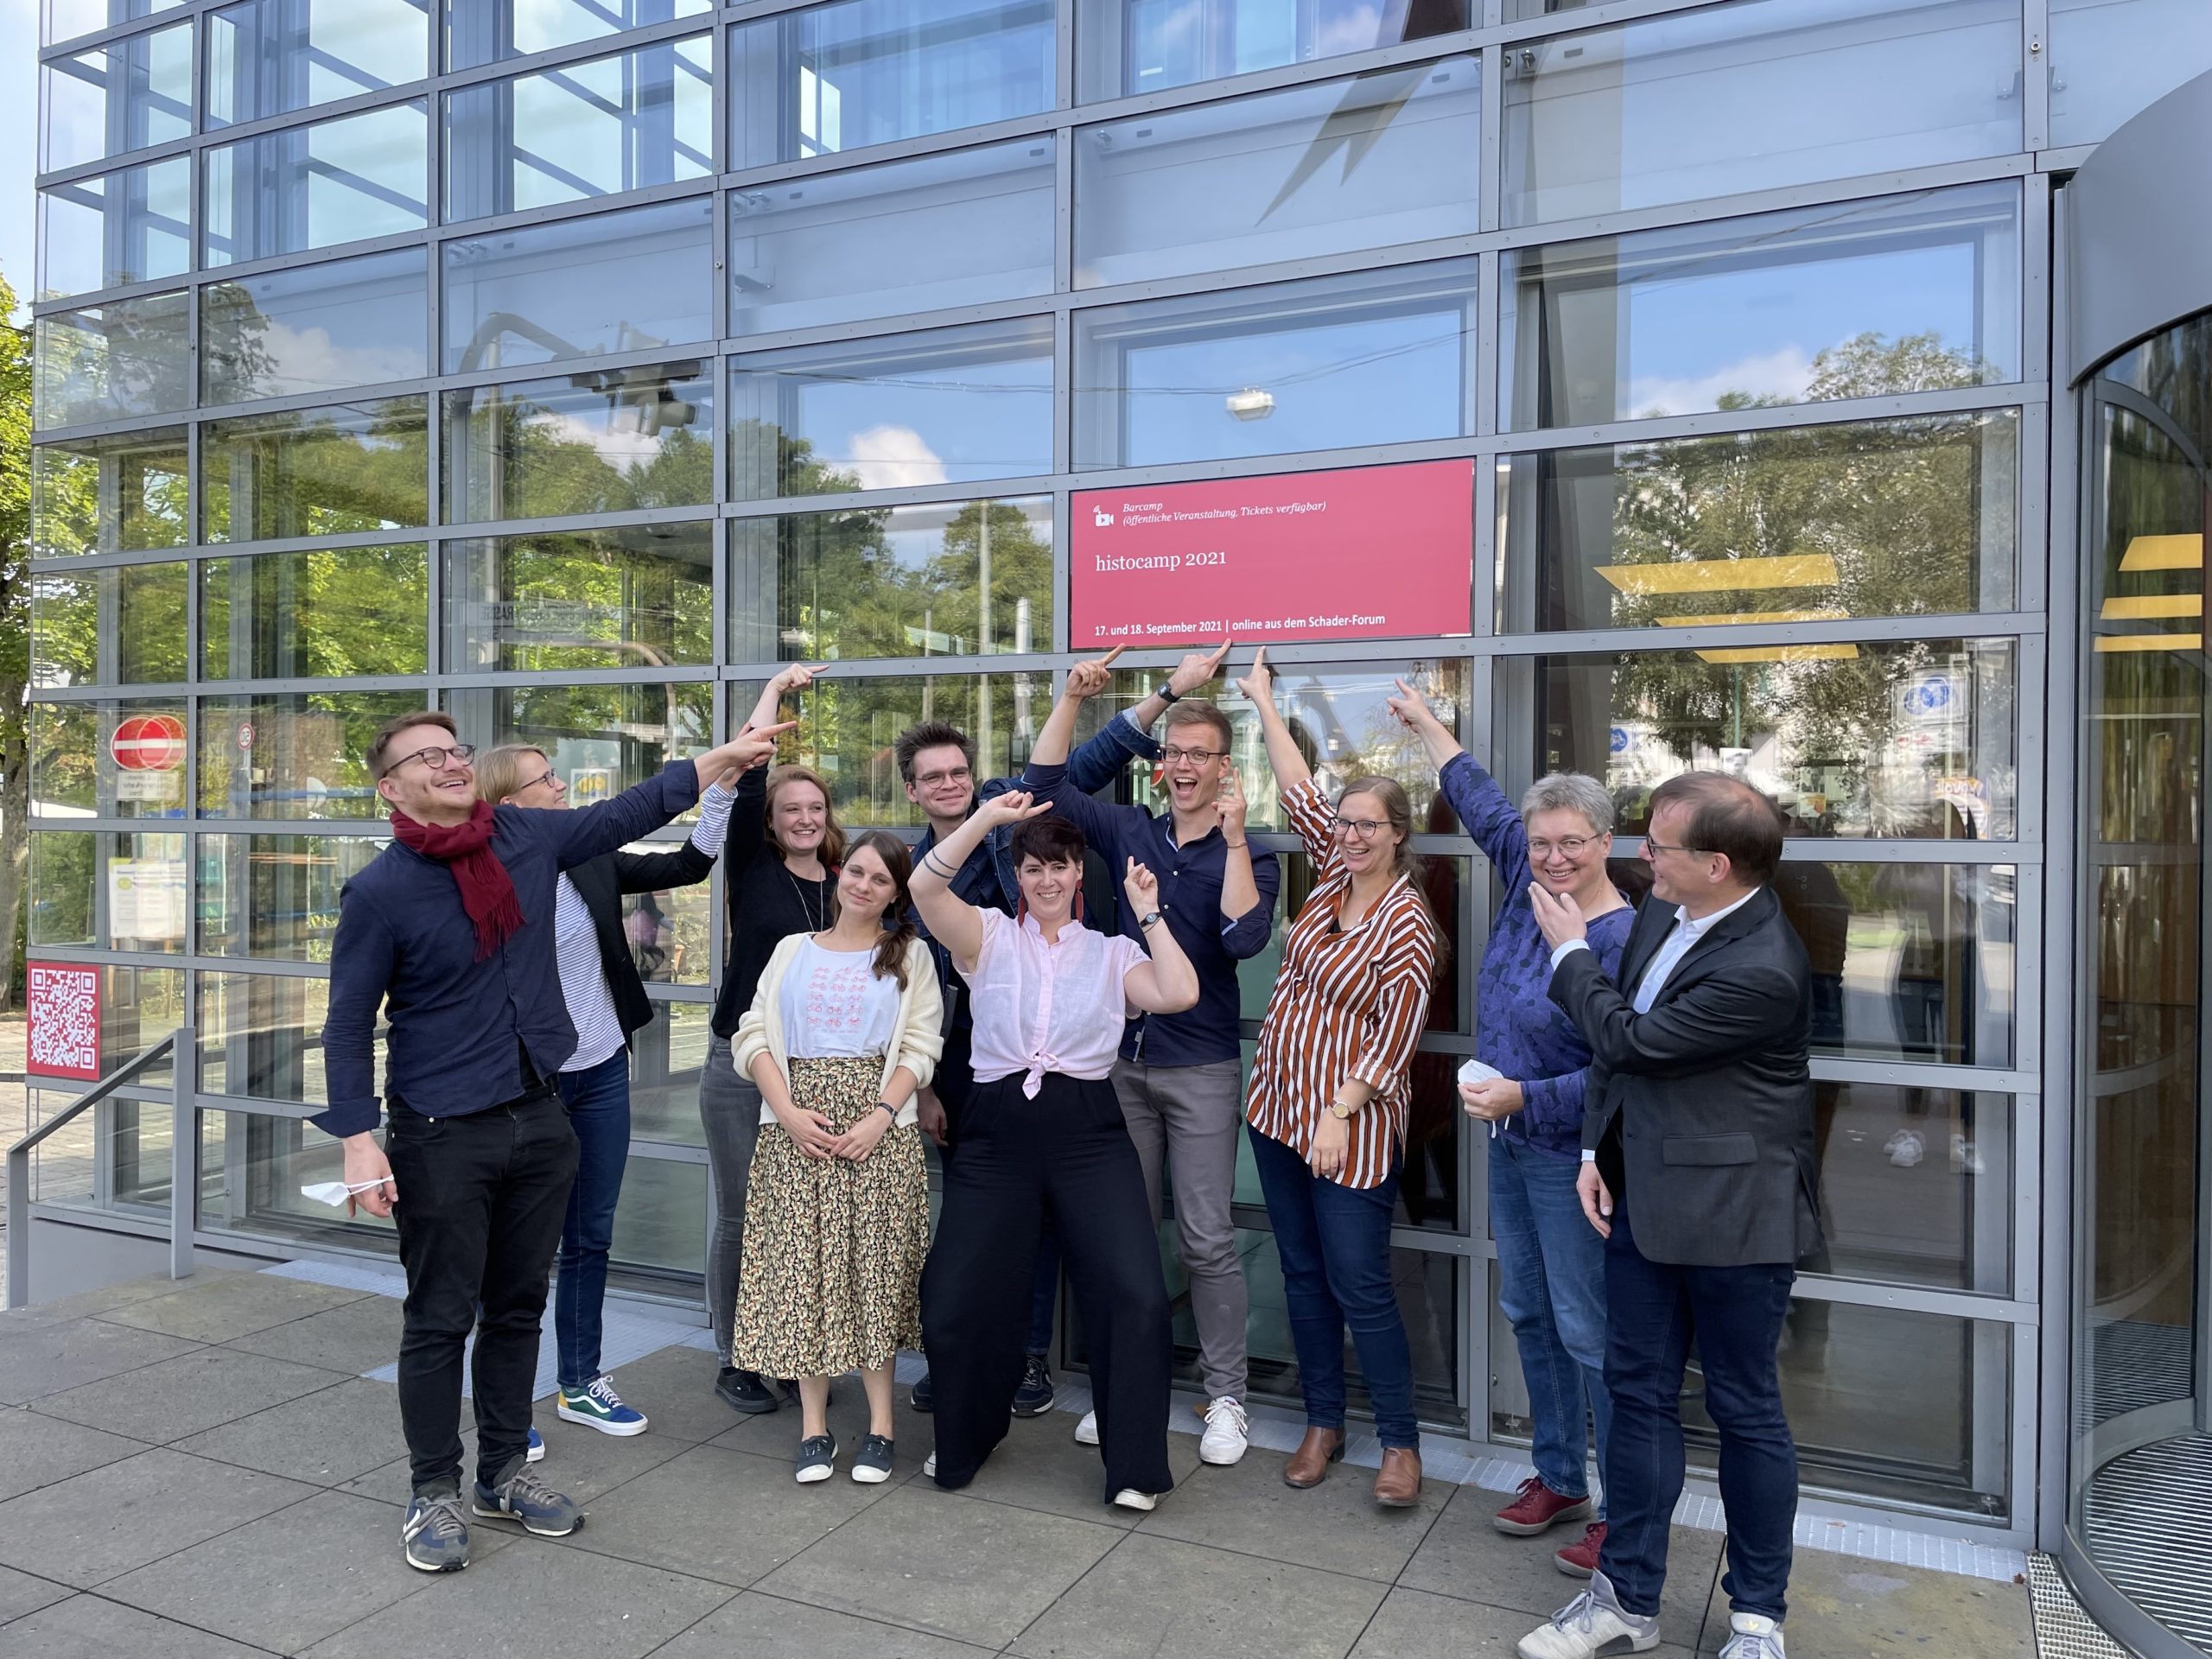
[1387,682,1634,1578]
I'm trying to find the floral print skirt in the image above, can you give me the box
[731,1054,929,1379]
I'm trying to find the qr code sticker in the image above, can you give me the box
[28,964,101,1080]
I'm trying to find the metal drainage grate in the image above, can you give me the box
[2028,1554,2133,1659]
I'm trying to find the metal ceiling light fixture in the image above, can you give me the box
[1226,386,1274,420]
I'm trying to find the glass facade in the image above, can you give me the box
[35,0,2212,1578]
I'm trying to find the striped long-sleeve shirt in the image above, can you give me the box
[1244,778,1440,1190]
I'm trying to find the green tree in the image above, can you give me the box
[0,272,34,1007]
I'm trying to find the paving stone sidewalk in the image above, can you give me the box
[0,1268,2037,1659]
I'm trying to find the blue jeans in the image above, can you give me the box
[1600,1198,1798,1623]
[1248,1125,1418,1449]
[554,1049,632,1390]
[1492,1133,1612,1508]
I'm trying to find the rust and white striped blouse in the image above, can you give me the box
[1245,778,1441,1190]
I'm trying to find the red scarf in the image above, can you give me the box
[391,800,525,961]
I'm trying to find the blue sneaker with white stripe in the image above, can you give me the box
[556,1374,648,1437]
[527,1426,544,1462]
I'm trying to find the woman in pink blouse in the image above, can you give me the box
[1236,649,1444,1509]
[911,791,1198,1513]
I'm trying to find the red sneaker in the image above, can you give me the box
[1554,1521,1607,1577]
[1492,1475,1594,1536]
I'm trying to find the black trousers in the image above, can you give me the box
[386,1087,578,1496]
[920,1071,1173,1502]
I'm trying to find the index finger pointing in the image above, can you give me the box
[1209,637,1234,665]
[1098,645,1127,667]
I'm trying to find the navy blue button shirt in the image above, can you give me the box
[315,762,701,1139]
[1021,749,1279,1068]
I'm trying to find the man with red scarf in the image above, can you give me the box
[317,710,785,1575]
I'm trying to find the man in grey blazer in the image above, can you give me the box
[1516,771,1819,1659]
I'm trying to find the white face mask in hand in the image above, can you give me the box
[300,1179,392,1208]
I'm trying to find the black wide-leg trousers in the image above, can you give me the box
[920,1071,1174,1503]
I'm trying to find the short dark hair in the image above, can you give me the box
[893,720,975,785]
[1009,815,1086,868]
[369,710,455,779]
[1649,772,1783,886]
[1161,701,1232,751]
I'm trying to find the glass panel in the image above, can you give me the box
[42,21,193,169]
[31,429,189,557]
[29,830,193,954]
[1502,183,2023,430]
[1077,0,1470,102]
[204,101,429,265]
[442,363,714,524]
[445,681,715,810]
[2073,327,2210,1641]
[199,833,387,960]
[2049,0,2212,148]
[1509,639,2019,841]
[201,545,429,680]
[1498,411,2020,631]
[200,1109,397,1251]
[1802,1084,2012,1292]
[612,1156,708,1276]
[207,0,429,128]
[48,0,187,45]
[30,697,189,820]
[731,495,1053,663]
[630,1001,711,1141]
[443,523,714,672]
[32,562,190,686]
[1490,1274,2011,1514]
[442,197,714,374]
[22,966,183,1090]
[196,692,425,819]
[1078,658,1474,833]
[728,0,1054,169]
[730,137,1054,337]
[729,319,1052,501]
[729,671,1050,827]
[201,249,429,405]
[448,0,714,70]
[1074,260,1476,470]
[32,292,191,429]
[1501,0,2021,227]
[1075,58,1480,289]
[613,857,714,988]
[36,156,192,300]
[201,396,430,543]
[199,971,338,1104]
[444,35,712,222]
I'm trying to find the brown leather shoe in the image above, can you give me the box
[1374,1446,1422,1508]
[1281,1427,1345,1489]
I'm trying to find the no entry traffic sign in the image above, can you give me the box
[111,714,188,772]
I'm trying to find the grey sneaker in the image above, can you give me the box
[1718,1613,1786,1658]
[402,1489,471,1573]
[472,1461,584,1537]
[851,1433,895,1484]
[1516,1572,1662,1659]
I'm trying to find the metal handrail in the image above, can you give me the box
[6,1031,189,1310]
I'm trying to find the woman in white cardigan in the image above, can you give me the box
[731,830,944,1485]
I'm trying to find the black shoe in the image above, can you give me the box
[776,1376,804,1410]
[716,1366,779,1414]
[1012,1352,1055,1417]
[911,1370,935,1413]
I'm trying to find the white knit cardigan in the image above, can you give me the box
[731,934,944,1127]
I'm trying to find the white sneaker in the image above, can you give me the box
[1949,1134,1986,1175]
[1074,1409,1100,1446]
[1718,1611,1786,1658]
[923,1452,937,1477]
[1884,1128,1925,1168]
[1112,1488,1158,1512]
[1198,1397,1249,1465]
[1516,1573,1662,1659]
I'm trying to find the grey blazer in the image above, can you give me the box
[1549,885,1822,1268]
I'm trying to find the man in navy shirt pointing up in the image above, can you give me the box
[320,709,784,1575]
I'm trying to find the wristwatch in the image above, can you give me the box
[1155,683,1182,705]
[1328,1099,1357,1121]
[874,1102,899,1122]
[1138,910,1165,930]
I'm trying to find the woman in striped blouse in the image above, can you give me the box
[1236,648,1444,1510]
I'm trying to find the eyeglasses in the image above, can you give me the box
[1529,836,1597,857]
[381,742,475,778]
[523,767,560,792]
[1161,746,1226,765]
[912,766,972,788]
[1330,817,1388,840]
[1643,838,1703,858]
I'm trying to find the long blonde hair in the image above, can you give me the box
[764,763,848,868]
[474,743,550,805]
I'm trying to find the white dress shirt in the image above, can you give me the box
[1551,887,1759,1159]
[963,908,1147,1098]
